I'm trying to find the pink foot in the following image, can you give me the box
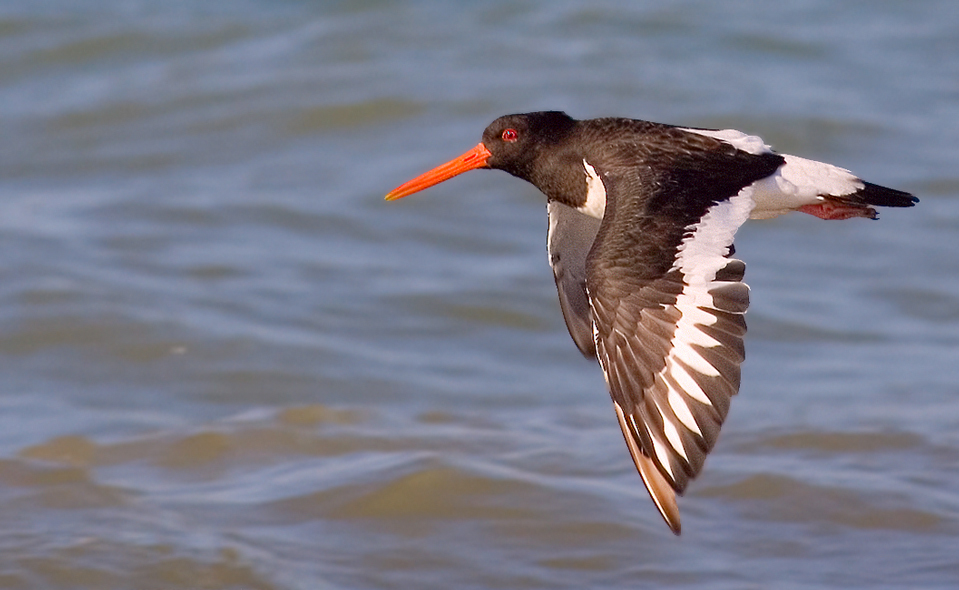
[799,201,877,220]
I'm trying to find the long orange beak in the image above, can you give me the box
[385,143,492,201]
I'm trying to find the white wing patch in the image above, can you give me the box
[577,160,607,219]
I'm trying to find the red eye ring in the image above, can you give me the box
[501,128,519,142]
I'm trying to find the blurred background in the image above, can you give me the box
[1,1,957,588]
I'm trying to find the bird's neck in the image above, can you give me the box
[525,148,599,214]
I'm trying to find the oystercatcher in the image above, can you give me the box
[385,111,917,534]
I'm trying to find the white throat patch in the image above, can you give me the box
[578,160,606,219]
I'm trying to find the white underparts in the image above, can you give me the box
[683,127,866,220]
[749,155,865,219]
[578,160,607,219]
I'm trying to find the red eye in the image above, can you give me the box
[501,128,519,142]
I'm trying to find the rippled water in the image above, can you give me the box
[1,1,958,588]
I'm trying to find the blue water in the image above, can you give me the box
[1,1,957,588]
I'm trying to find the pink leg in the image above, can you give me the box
[799,201,877,220]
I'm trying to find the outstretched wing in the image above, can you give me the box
[547,201,602,358]
[589,200,751,534]
[584,125,784,534]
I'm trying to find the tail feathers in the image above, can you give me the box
[858,182,918,208]
[801,181,917,221]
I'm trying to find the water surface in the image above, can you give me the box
[1,1,957,588]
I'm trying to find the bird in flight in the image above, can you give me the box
[385,111,917,534]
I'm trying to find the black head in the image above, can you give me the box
[481,111,578,179]
[384,111,578,201]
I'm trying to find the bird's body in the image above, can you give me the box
[386,111,917,534]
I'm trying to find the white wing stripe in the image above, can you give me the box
[656,401,690,462]
[671,340,720,377]
[667,388,703,437]
[668,360,711,406]
[675,322,722,348]
[596,183,756,499]
[680,127,771,156]
[651,433,675,481]
[676,304,719,327]
[654,189,755,416]
[673,191,754,284]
